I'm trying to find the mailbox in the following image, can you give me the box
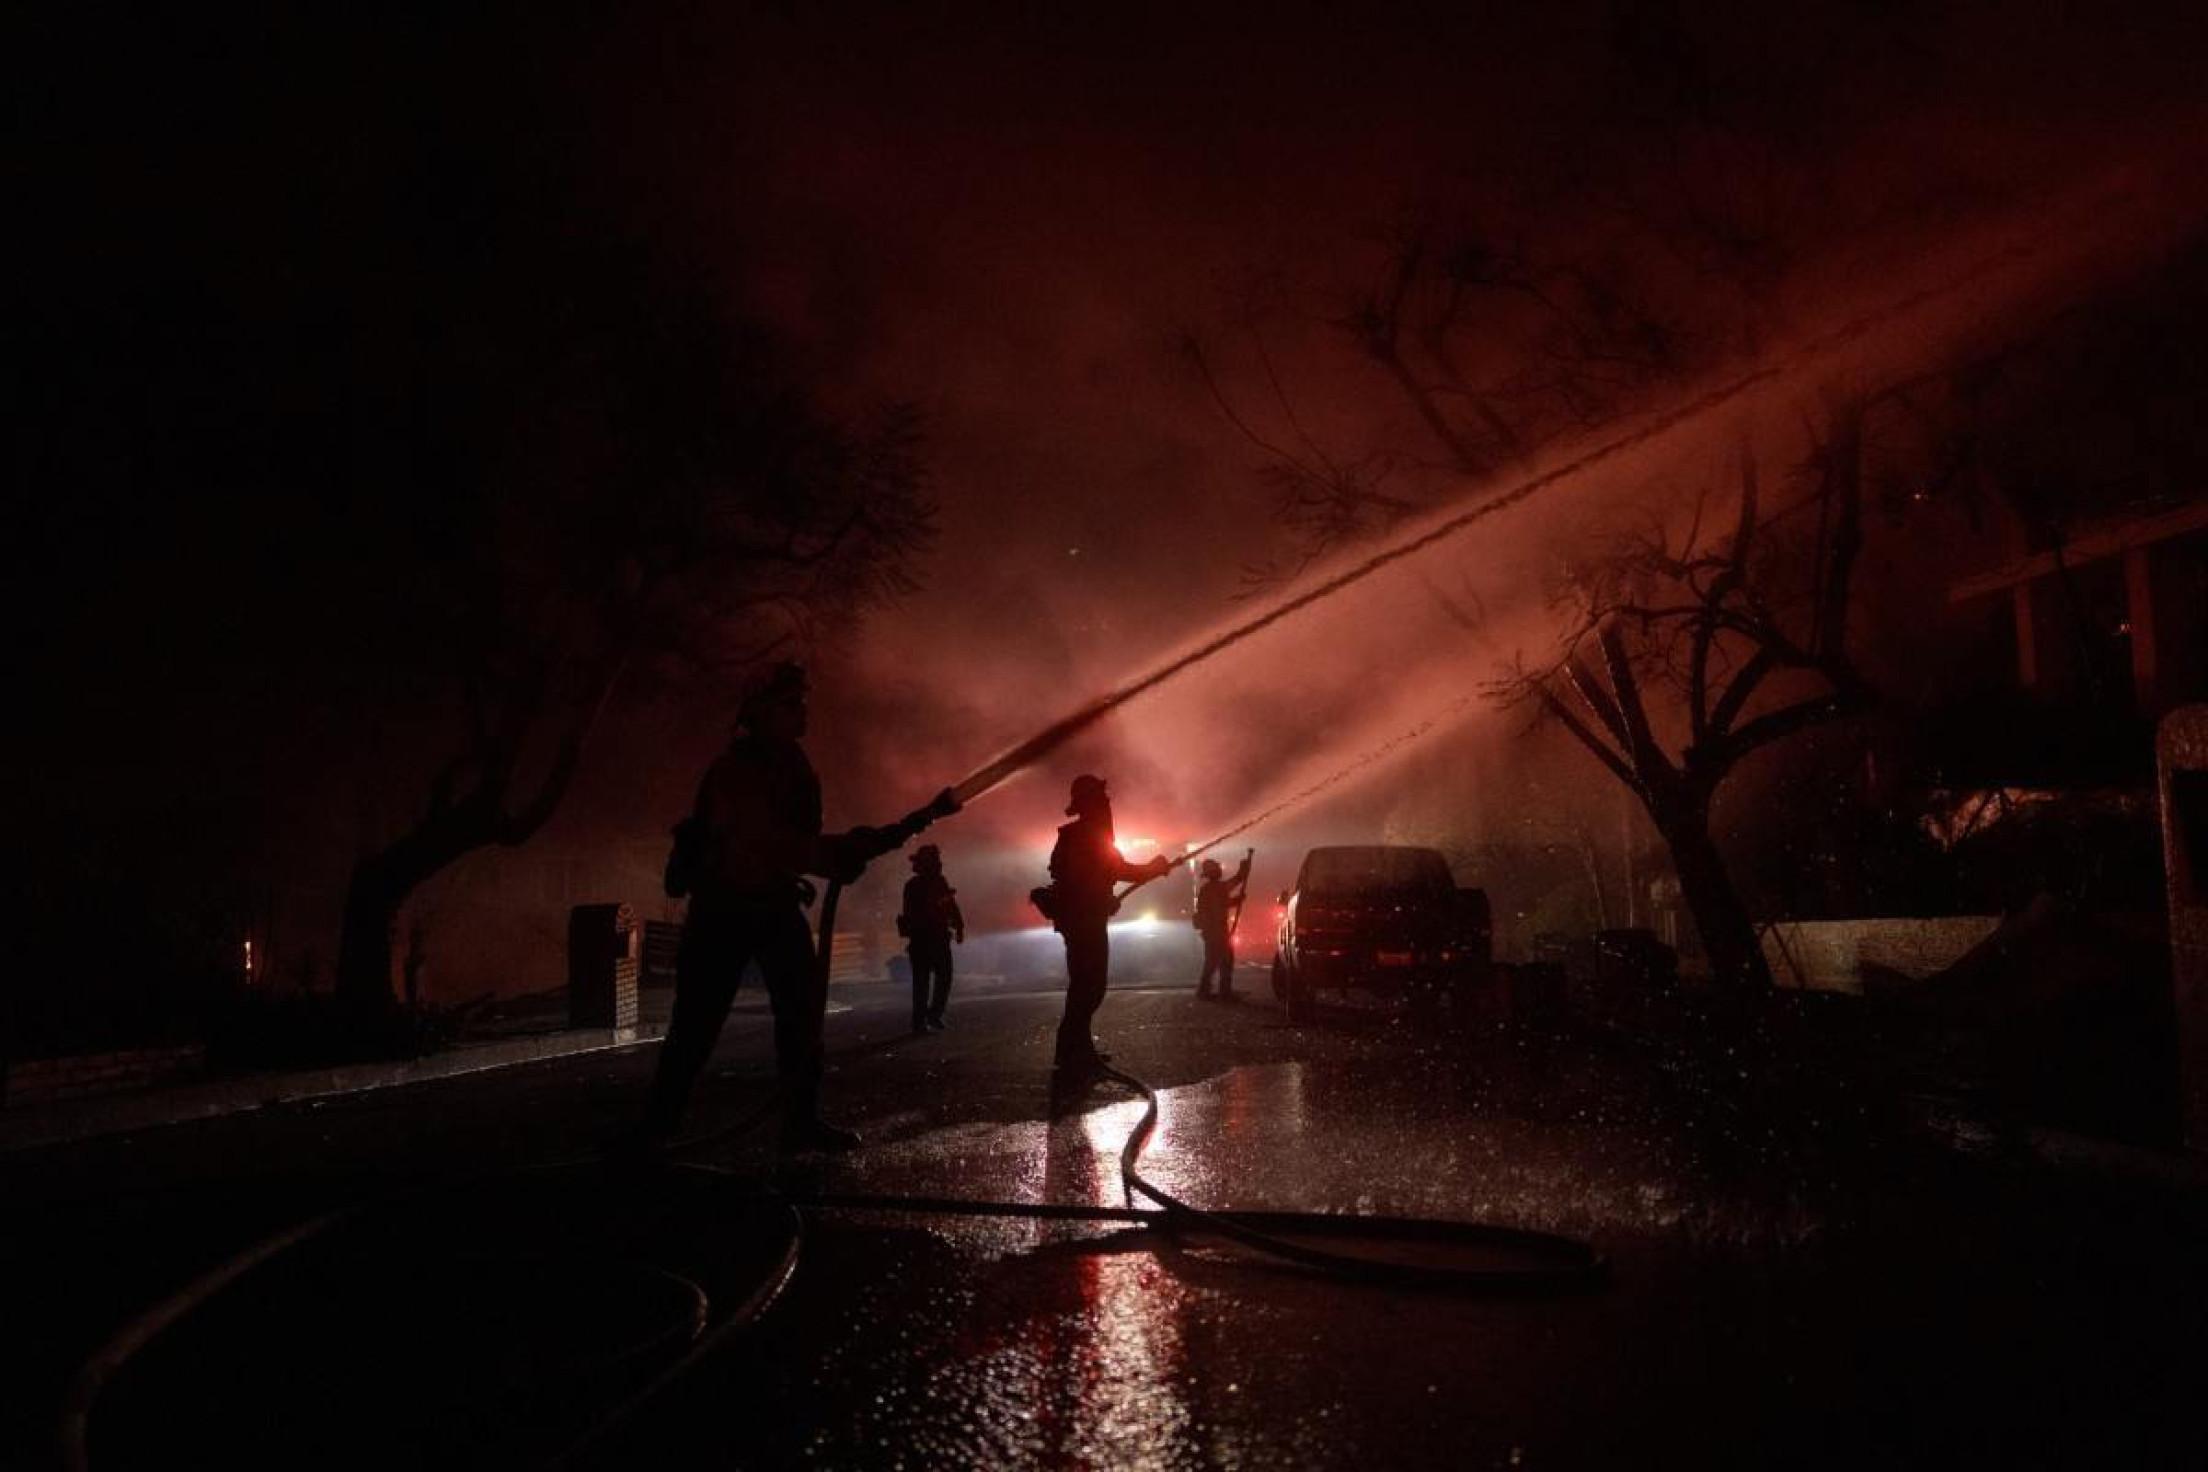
[568,902,639,1033]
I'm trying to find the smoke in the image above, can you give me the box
[398,6,2208,961]
[694,7,2208,942]
[929,179,2159,807]
[826,173,2191,885]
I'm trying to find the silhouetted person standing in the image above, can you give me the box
[900,844,965,1033]
[635,663,891,1153]
[1193,850,1252,1000]
[1047,774,1171,1071]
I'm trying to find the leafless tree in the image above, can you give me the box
[334,272,933,1010]
[1495,409,1872,987]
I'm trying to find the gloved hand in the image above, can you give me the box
[887,788,962,845]
[1147,853,1174,878]
[823,827,887,884]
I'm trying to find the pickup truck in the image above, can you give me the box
[1270,845,1492,1023]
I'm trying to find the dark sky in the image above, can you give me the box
[14,2,2208,942]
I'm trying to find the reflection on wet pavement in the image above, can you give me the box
[617,994,2207,1470]
[18,978,2204,1471]
[853,1047,1747,1252]
[757,1057,1622,1468]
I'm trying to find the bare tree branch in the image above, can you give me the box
[1716,687,1868,762]
[1598,622,1669,782]
[1705,645,1778,740]
[1536,683,1643,796]
[1564,654,1632,750]
[1689,442,1757,745]
[497,652,629,845]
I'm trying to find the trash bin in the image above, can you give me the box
[568,903,639,1032]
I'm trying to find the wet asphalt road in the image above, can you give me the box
[7,960,2208,1469]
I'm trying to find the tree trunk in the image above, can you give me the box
[1654,801,1772,990]
[335,861,403,1011]
[335,821,476,1010]
[333,661,622,1013]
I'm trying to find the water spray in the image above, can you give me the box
[1176,691,1482,864]
[1082,687,1485,916]
[947,220,2098,812]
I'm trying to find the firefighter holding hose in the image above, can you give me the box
[631,662,952,1154]
[1193,849,1253,1001]
[1046,774,1172,1073]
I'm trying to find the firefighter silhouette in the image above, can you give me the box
[633,663,910,1154]
[1193,850,1252,1000]
[1046,774,1171,1070]
[899,844,965,1032]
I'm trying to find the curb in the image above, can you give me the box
[7,977,1189,1155]
[1,1024,670,1155]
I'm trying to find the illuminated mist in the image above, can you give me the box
[817,163,2202,945]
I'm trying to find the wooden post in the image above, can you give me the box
[2158,707,2208,1149]
[2126,545,2162,717]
